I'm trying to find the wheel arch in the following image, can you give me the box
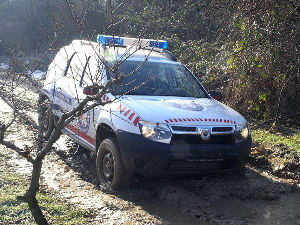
[96,123,118,151]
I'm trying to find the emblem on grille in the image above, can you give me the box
[199,128,211,141]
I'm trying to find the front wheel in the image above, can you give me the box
[96,138,131,190]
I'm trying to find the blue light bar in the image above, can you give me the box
[97,35,168,50]
[97,35,124,45]
[149,40,168,50]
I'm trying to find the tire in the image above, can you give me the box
[96,138,131,190]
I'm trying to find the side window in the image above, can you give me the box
[66,52,91,86]
[58,52,105,87]
[46,50,69,84]
[82,55,105,86]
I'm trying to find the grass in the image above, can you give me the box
[0,157,94,225]
[252,128,300,155]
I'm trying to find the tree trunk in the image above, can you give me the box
[27,160,42,196]
[25,195,49,225]
[24,160,49,225]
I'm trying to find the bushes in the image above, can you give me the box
[124,0,300,121]
[218,0,300,120]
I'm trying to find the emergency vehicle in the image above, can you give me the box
[43,35,251,189]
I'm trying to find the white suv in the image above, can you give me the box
[43,35,251,189]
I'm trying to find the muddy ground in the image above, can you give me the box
[0,72,300,225]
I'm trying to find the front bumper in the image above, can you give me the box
[116,130,251,176]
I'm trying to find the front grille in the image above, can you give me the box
[171,126,197,132]
[212,127,233,132]
[171,134,235,145]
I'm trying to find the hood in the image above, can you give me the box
[120,96,246,126]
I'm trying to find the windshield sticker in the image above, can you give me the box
[166,101,204,111]
[79,111,90,133]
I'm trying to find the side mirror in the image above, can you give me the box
[208,90,223,101]
[83,85,99,96]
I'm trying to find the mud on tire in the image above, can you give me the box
[96,138,131,190]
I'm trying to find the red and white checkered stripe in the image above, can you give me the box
[116,104,141,126]
[164,118,236,125]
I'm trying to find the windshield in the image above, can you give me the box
[109,61,208,98]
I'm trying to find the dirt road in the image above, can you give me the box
[0,83,299,225]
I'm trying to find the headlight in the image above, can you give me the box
[138,120,172,144]
[235,122,250,143]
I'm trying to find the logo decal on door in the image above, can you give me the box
[79,111,90,134]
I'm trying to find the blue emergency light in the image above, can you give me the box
[97,35,168,50]
[149,40,168,49]
[97,35,124,45]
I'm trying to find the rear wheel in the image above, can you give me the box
[96,138,131,190]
